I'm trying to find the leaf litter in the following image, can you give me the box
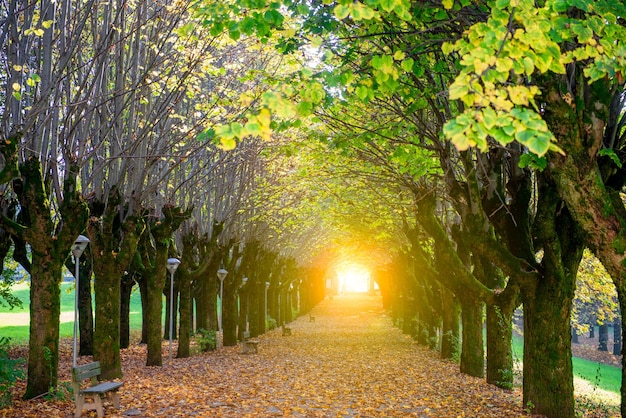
[6,293,530,417]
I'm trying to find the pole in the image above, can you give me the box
[169,270,174,362]
[72,255,79,368]
[219,278,224,332]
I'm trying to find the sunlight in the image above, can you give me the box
[337,263,371,293]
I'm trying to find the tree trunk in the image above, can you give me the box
[619,294,626,417]
[120,275,134,349]
[238,288,249,341]
[144,205,191,366]
[24,261,64,399]
[88,194,143,378]
[78,260,94,356]
[138,276,148,344]
[195,278,209,331]
[459,298,484,378]
[177,269,192,358]
[477,255,516,390]
[92,257,122,379]
[613,318,620,356]
[523,281,575,417]
[163,279,178,340]
[485,301,514,389]
[598,323,608,351]
[223,276,238,346]
[521,173,583,418]
[571,328,579,344]
[145,253,167,366]
[16,160,88,400]
[440,288,460,360]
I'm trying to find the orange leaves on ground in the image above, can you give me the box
[6,294,528,417]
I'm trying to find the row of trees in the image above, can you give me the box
[0,0,334,401]
[194,0,626,417]
[2,1,626,418]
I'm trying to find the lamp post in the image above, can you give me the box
[166,258,181,362]
[216,268,228,350]
[241,277,249,332]
[265,281,270,321]
[72,235,90,368]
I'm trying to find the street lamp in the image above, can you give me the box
[265,281,270,321]
[72,235,90,368]
[241,277,249,332]
[166,258,181,362]
[217,268,228,332]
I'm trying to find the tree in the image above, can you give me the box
[444,1,626,415]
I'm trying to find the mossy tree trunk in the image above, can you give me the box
[3,159,88,400]
[142,205,190,367]
[87,188,144,379]
[223,243,241,346]
[459,298,485,378]
[521,175,583,418]
[65,253,94,356]
[440,287,460,360]
[78,259,94,356]
[177,228,219,358]
[177,266,192,358]
[120,273,135,349]
[475,255,516,390]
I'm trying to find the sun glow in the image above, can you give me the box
[337,263,371,293]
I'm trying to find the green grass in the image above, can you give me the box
[0,281,143,344]
[512,334,620,395]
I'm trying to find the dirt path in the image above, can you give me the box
[7,293,527,417]
[0,311,74,327]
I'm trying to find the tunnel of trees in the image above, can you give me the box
[1,1,626,417]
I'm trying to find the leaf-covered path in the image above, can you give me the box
[9,293,528,417]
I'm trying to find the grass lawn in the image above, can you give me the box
[512,334,620,409]
[0,281,144,344]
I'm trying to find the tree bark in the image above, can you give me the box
[78,259,94,356]
[120,274,135,349]
[223,276,238,346]
[440,288,460,360]
[177,268,192,358]
[88,197,143,379]
[598,323,608,352]
[521,175,583,418]
[459,298,484,378]
[13,160,88,399]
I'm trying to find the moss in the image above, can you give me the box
[612,236,626,255]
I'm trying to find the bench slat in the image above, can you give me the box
[73,362,101,381]
[82,381,123,394]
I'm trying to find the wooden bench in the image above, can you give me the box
[282,325,292,336]
[241,331,259,354]
[309,313,315,322]
[72,361,123,418]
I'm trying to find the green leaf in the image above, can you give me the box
[401,58,414,72]
[599,148,623,168]
[334,4,350,20]
[495,0,510,9]
[519,153,547,170]
[219,137,237,150]
[378,0,399,12]
[481,107,497,130]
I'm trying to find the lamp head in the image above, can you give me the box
[72,235,90,259]
[217,268,228,281]
[167,258,181,275]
